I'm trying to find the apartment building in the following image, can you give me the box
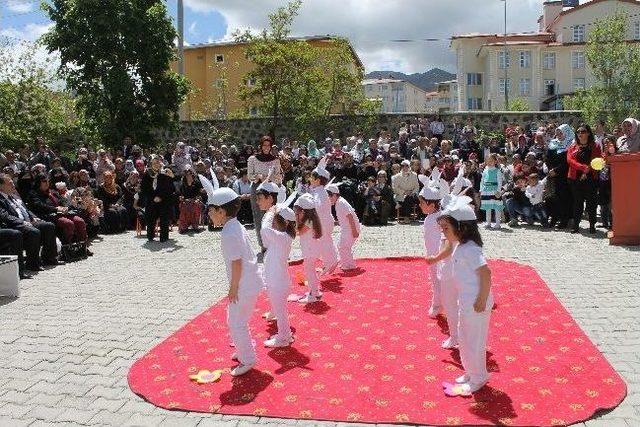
[362,78,428,113]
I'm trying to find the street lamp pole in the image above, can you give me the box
[178,0,185,75]
[503,0,509,110]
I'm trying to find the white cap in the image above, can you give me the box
[401,159,410,167]
[278,207,296,222]
[257,181,280,194]
[325,184,340,194]
[209,188,239,206]
[294,194,316,210]
[420,185,441,201]
[313,166,331,180]
[440,195,476,221]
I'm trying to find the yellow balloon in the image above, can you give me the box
[590,157,606,171]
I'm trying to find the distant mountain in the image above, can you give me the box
[365,68,456,92]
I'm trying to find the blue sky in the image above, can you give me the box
[2,0,565,74]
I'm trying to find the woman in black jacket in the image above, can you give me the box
[140,156,175,242]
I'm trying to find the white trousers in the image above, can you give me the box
[303,255,320,297]
[266,283,292,341]
[429,264,441,308]
[338,232,357,269]
[458,305,491,384]
[440,276,458,342]
[227,285,260,366]
[319,223,339,268]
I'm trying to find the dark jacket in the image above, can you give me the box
[140,172,174,207]
[0,194,36,229]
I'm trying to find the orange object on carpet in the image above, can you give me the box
[128,258,626,425]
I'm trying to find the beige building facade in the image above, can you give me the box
[362,78,428,113]
[451,0,640,111]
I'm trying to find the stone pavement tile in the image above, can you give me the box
[0,403,32,418]
[122,413,168,426]
[89,409,134,425]
[23,393,65,408]
[26,405,64,421]
[57,395,97,411]
[92,397,127,412]
[0,390,35,405]
[159,415,201,427]
[197,418,239,427]
[86,385,125,400]
[0,417,37,427]
[53,407,97,424]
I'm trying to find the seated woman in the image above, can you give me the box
[69,186,102,239]
[177,166,202,233]
[122,171,141,230]
[28,174,92,254]
[96,171,128,234]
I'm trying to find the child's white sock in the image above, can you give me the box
[485,210,492,224]
[495,211,501,226]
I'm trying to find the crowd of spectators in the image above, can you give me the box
[1,115,638,279]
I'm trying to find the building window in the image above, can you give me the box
[573,78,586,91]
[519,78,531,96]
[215,54,224,63]
[544,79,556,96]
[467,97,483,110]
[635,21,640,40]
[543,52,556,69]
[498,78,511,95]
[467,73,482,86]
[498,51,510,69]
[519,51,531,68]
[572,51,585,69]
[249,106,259,116]
[572,25,586,43]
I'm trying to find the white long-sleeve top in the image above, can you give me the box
[247,156,281,182]
[525,177,547,206]
[309,185,334,234]
[260,209,293,289]
[392,171,419,202]
[335,197,360,236]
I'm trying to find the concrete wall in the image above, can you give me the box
[154,111,583,145]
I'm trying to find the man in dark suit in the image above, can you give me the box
[0,228,30,279]
[0,174,62,271]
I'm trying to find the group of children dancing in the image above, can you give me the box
[201,157,493,395]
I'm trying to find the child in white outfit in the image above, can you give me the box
[310,160,339,275]
[438,195,494,393]
[207,187,263,377]
[418,185,445,319]
[326,184,360,270]
[256,182,296,347]
[294,194,324,304]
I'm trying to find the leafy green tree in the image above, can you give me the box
[234,0,374,138]
[42,0,189,147]
[564,10,640,125]
[0,39,78,151]
[506,98,530,112]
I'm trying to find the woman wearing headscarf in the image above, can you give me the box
[140,156,175,242]
[96,170,128,234]
[545,123,574,229]
[567,123,602,234]
[617,118,640,153]
[247,135,282,254]
[307,140,321,159]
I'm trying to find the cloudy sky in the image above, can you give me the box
[1,0,574,74]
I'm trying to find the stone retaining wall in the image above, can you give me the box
[155,111,583,144]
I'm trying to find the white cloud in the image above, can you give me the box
[183,0,553,73]
[5,0,34,13]
[188,21,198,37]
[0,22,53,42]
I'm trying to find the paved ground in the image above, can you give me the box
[0,221,638,427]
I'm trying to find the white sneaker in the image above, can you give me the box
[264,337,292,348]
[484,223,492,230]
[455,374,470,384]
[428,305,441,318]
[441,337,458,349]
[230,363,254,376]
[231,353,238,361]
[467,379,489,392]
[298,293,319,304]
[493,223,502,230]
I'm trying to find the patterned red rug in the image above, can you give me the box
[128,258,626,426]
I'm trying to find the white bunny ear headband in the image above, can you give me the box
[275,190,298,222]
[440,195,476,222]
[199,172,219,205]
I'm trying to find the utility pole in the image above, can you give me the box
[502,0,509,110]
[178,0,184,75]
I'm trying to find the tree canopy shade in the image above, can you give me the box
[564,10,640,126]
[42,0,189,147]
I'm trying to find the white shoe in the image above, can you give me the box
[493,223,502,230]
[264,337,292,348]
[467,379,489,392]
[263,312,277,322]
[298,293,319,304]
[484,223,492,230]
[441,337,458,349]
[455,374,470,384]
[428,305,441,318]
[230,363,254,376]
[231,353,238,361]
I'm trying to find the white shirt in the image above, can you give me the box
[221,218,262,292]
[422,212,441,256]
[525,177,547,206]
[310,185,334,232]
[335,197,360,235]
[452,241,493,310]
[233,179,252,196]
[260,209,293,287]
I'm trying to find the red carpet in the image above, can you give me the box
[128,258,626,426]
